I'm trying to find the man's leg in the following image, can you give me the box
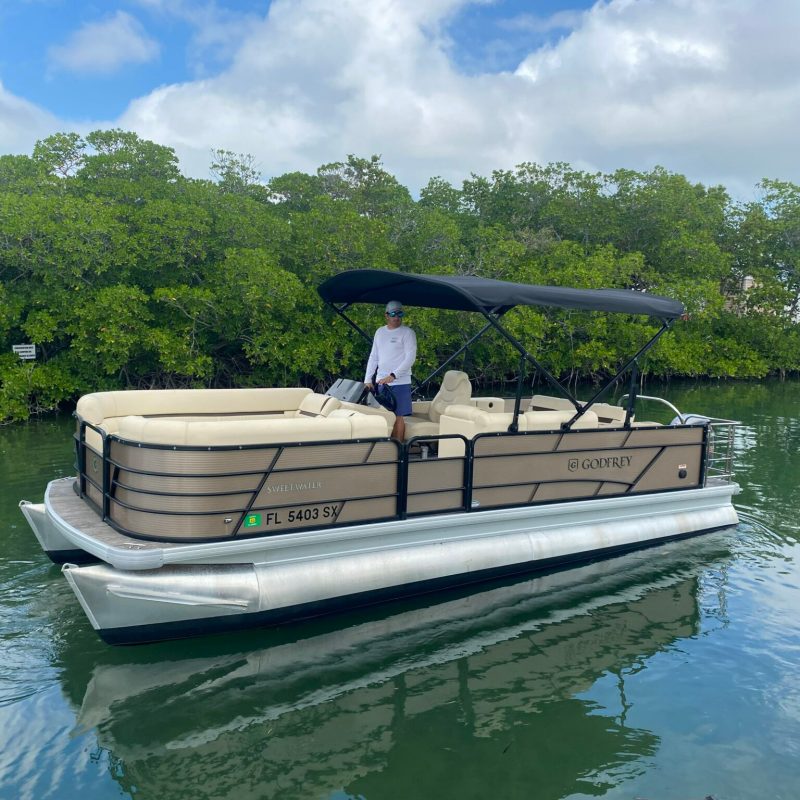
[389,384,412,441]
[391,416,406,441]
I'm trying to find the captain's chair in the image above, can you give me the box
[404,370,472,439]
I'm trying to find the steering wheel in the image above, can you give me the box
[363,382,397,413]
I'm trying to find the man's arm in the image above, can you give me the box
[393,327,417,377]
[364,332,379,385]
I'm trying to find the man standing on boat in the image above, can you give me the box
[364,300,417,441]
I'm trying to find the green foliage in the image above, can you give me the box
[316,155,412,218]
[1,129,798,422]
[210,150,264,198]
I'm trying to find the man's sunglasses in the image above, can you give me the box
[385,310,404,318]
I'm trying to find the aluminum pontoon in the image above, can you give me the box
[20,270,740,644]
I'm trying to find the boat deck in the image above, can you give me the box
[47,478,183,556]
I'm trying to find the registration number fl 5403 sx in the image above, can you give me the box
[242,504,341,529]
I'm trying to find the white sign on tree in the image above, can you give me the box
[12,344,36,360]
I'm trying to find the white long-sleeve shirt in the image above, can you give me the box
[364,325,417,385]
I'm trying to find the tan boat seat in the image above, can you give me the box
[114,411,388,446]
[438,406,599,457]
[293,393,341,417]
[526,394,576,412]
[77,387,359,450]
[77,387,314,425]
[527,394,632,426]
[405,370,472,440]
[337,401,395,431]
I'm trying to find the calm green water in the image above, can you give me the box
[1,380,799,800]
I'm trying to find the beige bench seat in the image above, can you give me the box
[77,387,314,423]
[438,405,600,457]
[114,412,387,446]
[522,394,656,427]
[76,388,391,449]
[404,370,505,440]
[338,400,396,428]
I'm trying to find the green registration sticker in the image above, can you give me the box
[243,513,261,528]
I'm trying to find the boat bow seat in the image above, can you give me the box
[76,388,390,449]
[113,411,388,446]
[405,370,472,440]
[438,406,599,457]
[77,388,314,426]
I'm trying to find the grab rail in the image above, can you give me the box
[74,418,112,520]
[618,394,684,420]
[703,420,739,486]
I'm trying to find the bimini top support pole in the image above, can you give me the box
[327,302,373,348]
[477,308,582,411]
[565,319,675,429]
[416,315,504,394]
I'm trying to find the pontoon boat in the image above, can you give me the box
[20,270,740,643]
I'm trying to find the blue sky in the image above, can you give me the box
[0,1,258,118]
[0,0,798,195]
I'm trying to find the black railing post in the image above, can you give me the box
[508,353,527,433]
[624,360,639,428]
[700,422,710,487]
[102,435,111,521]
[76,419,86,498]
[397,439,408,520]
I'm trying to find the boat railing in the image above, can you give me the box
[703,419,739,486]
[73,421,473,539]
[619,394,684,420]
[75,419,112,519]
[73,413,722,542]
[618,394,739,487]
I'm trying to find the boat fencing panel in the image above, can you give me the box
[471,425,707,510]
[74,420,718,542]
[78,430,401,540]
[405,435,468,516]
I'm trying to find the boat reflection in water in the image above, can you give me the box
[66,534,731,800]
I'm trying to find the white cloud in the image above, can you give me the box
[118,0,535,185]
[49,11,159,74]
[111,0,800,196]
[0,81,61,155]
[499,9,584,34]
[6,0,800,197]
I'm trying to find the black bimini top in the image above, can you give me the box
[318,269,684,319]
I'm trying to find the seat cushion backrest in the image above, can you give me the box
[294,393,341,417]
[523,409,598,430]
[429,371,472,423]
[338,401,395,424]
[76,388,313,424]
[115,411,387,446]
[527,394,576,412]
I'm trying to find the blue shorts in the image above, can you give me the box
[385,383,412,416]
